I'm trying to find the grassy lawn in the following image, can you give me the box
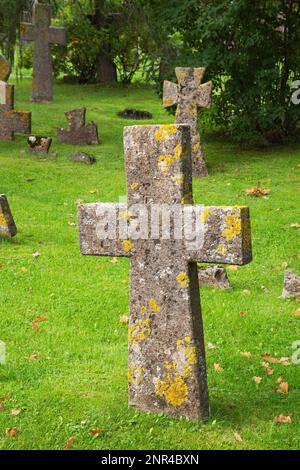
[0,78,300,450]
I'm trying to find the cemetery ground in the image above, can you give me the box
[0,78,300,451]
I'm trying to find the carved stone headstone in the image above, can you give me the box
[57,108,99,145]
[282,271,300,299]
[28,135,52,154]
[20,1,66,102]
[69,152,96,164]
[78,124,252,421]
[0,56,31,141]
[198,266,231,289]
[0,195,17,238]
[163,68,212,177]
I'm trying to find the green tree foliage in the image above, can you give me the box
[150,0,300,144]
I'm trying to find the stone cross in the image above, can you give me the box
[57,108,99,145]
[163,68,212,177]
[0,195,17,238]
[0,56,31,141]
[20,2,66,103]
[78,124,252,421]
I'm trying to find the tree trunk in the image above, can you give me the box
[94,0,117,83]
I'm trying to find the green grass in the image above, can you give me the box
[0,78,300,450]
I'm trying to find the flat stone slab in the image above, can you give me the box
[28,135,52,154]
[69,152,96,164]
[282,270,300,299]
[0,194,17,238]
[118,109,153,120]
[198,266,231,289]
[57,108,99,145]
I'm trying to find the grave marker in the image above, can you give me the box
[78,124,252,421]
[57,108,99,145]
[0,195,17,238]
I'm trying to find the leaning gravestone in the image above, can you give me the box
[0,195,17,238]
[163,68,212,177]
[0,56,31,141]
[28,135,52,154]
[20,1,66,103]
[282,271,300,299]
[78,124,252,421]
[57,108,99,145]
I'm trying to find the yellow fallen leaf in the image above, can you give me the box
[252,376,262,385]
[290,223,300,229]
[119,315,129,324]
[274,415,291,424]
[228,265,238,271]
[6,427,20,437]
[20,267,28,273]
[32,251,41,258]
[214,363,224,372]
[11,408,21,416]
[240,351,251,358]
[245,182,271,197]
[292,309,300,316]
[207,342,217,350]
[25,354,38,362]
[110,257,118,264]
[89,428,103,437]
[64,436,76,450]
[234,432,243,442]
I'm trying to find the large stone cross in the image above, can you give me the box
[0,56,31,141]
[163,68,212,177]
[78,124,252,421]
[20,1,66,103]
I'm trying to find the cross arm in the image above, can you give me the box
[78,203,133,257]
[20,22,36,42]
[195,81,213,109]
[163,81,179,108]
[49,27,67,46]
[190,206,252,265]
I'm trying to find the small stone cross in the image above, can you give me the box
[0,195,17,238]
[78,124,252,421]
[163,68,212,177]
[0,55,31,141]
[20,1,66,102]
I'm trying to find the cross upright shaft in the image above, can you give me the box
[78,124,252,421]
[20,3,66,102]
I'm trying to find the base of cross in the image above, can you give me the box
[193,147,208,177]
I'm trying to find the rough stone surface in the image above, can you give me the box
[69,152,96,164]
[0,56,31,141]
[78,124,252,421]
[20,2,66,103]
[57,108,99,145]
[163,68,212,177]
[198,266,231,289]
[28,135,52,154]
[0,195,17,238]
[282,271,300,299]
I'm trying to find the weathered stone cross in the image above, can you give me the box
[78,124,252,421]
[163,67,212,177]
[20,1,66,103]
[0,55,31,141]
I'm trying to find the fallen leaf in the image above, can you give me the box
[31,322,41,333]
[207,342,217,350]
[290,223,300,229]
[11,408,21,416]
[75,199,84,206]
[243,289,250,296]
[6,427,20,437]
[0,403,5,411]
[89,428,103,437]
[245,182,271,197]
[110,257,118,264]
[240,351,252,358]
[234,432,243,442]
[240,311,248,317]
[119,315,129,324]
[252,376,262,385]
[88,189,98,194]
[274,415,291,424]
[228,265,238,271]
[281,261,289,268]
[292,309,300,316]
[32,252,41,258]
[34,315,48,323]
[68,222,76,227]
[267,367,275,376]
[64,436,76,450]
[20,267,28,273]
[261,353,290,366]
[277,379,289,394]
[214,363,224,372]
[0,393,11,402]
[25,354,38,362]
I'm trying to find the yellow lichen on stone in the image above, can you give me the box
[130,182,139,190]
[128,365,145,386]
[184,346,197,365]
[158,155,174,173]
[200,209,212,223]
[222,213,242,241]
[174,143,183,161]
[182,366,193,379]
[163,98,174,107]
[120,210,132,221]
[149,298,161,313]
[0,214,6,226]
[172,174,184,186]
[140,305,147,316]
[155,376,188,407]
[165,360,177,371]
[217,243,228,256]
[193,143,200,153]
[122,240,134,252]
[128,319,152,345]
[176,272,190,288]
[155,125,177,142]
